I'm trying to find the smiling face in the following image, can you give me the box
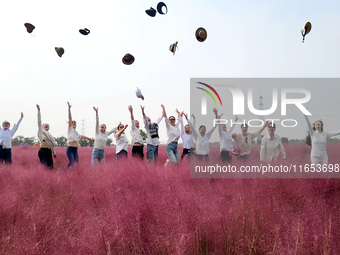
[241,124,248,135]
[2,121,10,130]
[169,116,176,126]
[185,124,191,134]
[199,125,206,136]
[43,124,50,131]
[268,123,276,135]
[135,120,140,129]
[100,124,106,133]
[314,120,323,131]
[72,120,77,129]
[221,124,227,132]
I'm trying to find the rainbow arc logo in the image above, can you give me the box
[196,82,223,106]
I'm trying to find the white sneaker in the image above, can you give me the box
[164,159,170,166]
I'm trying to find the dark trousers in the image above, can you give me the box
[196,154,209,161]
[181,148,191,160]
[38,148,54,169]
[116,150,128,160]
[66,146,79,167]
[221,150,232,163]
[132,145,144,160]
[0,145,12,164]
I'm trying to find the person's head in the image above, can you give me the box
[2,121,10,130]
[100,124,106,133]
[43,123,50,131]
[199,125,206,136]
[135,120,140,129]
[117,124,124,130]
[241,123,248,134]
[71,120,77,129]
[221,124,227,132]
[168,116,176,126]
[185,124,191,134]
[313,120,323,132]
[268,122,276,135]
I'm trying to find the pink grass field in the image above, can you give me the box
[1,144,340,254]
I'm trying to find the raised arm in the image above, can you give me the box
[128,105,134,120]
[161,104,167,118]
[304,114,314,135]
[81,135,94,141]
[115,125,128,138]
[67,102,72,127]
[258,121,269,134]
[93,107,99,134]
[187,119,198,139]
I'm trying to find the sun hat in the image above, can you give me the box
[122,53,135,65]
[157,2,168,15]
[169,41,178,55]
[195,27,207,42]
[301,22,312,43]
[24,23,35,33]
[145,7,157,17]
[79,28,90,35]
[55,47,64,57]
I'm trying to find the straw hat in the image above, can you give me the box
[301,22,312,43]
[24,23,35,33]
[195,27,207,42]
[145,7,157,17]
[157,2,168,15]
[122,53,135,65]
[55,47,64,57]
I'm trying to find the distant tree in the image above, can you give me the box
[23,137,35,145]
[140,129,147,141]
[12,135,25,146]
[79,139,94,147]
[281,137,289,144]
[55,136,67,147]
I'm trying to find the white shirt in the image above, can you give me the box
[218,123,236,152]
[188,120,216,155]
[234,131,261,156]
[144,116,162,146]
[0,118,22,148]
[130,119,144,145]
[115,133,128,154]
[67,127,82,145]
[37,112,56,155]
[165,117,180,144]
[180,117,195,149]
[260,134,286,162]
[305,115,340,158]
[94,115,117,149]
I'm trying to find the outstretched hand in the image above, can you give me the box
[67,102,72,108]
[21,112,24,118]
[36,104,40,111]
[93,107,98,113]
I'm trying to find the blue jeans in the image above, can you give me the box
[147,144,158,163]
[166,142,180,163]
[91,148,105,165]
[66,146,79,167]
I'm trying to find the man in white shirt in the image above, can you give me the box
[260,122,286,162]
[0,112,24,164]
[128,105,144,160]
[180,113,195,160]
[141,106,162,163]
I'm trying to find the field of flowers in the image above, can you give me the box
[1,144,340,254]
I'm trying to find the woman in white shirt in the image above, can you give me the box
[162,104,181,165]
[92,107,117,165]
[260,122,286,162]
[36,104,56,169]
[115,123,129,160]
[66,102,94,167]
[305,115,340,165]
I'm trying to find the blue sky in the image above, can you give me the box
[1,0,340,143]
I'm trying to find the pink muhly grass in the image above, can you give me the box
[0,144,339,254]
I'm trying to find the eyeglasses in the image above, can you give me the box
[3,122,10,125]
[119,126,124,129]
[169,118,175,121]
[72,121,77,124]
[268,126,275,129]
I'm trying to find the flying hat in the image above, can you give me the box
[145,7,157,17]
[79,28,90,35]
[301,22,312,43]
[55,47,64,57]
[169,41,178,55]
[122,53,135,65]
[195,27,207,42]
[136,87,144,100]
[157,2,168,15]
[24,23,35,33]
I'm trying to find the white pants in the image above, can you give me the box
[310,154,328,165]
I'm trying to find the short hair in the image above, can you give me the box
[241,123,248,128]
[199,125,206,131]
[268,122,276,128]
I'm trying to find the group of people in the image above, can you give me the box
[0,103,339,169]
